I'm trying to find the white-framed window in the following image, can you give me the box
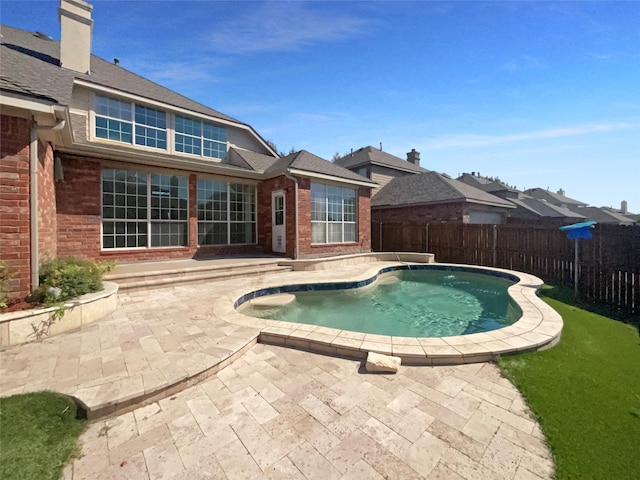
[197,178,256,245]
[94,94,228,160]
[95,95,167,149]
[101,168,188,249]
[311,183,357,244]
[175,115,227,160]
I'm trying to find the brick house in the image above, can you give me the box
[337,147,514,224]
[335,145,427,195]
[0,1,375,300]
[456,173,586,225]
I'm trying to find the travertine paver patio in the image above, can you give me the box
[63,343,553,479]
[0,261,556,478]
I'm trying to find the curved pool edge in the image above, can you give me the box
[214,262,563,366]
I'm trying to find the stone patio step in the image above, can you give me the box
[105,261,293,293]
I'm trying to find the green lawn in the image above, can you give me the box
[499,288,640,480]
[0,391,86,480]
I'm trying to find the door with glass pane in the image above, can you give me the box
[272,191,286,253]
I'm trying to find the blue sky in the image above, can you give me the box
[3,0,639,212]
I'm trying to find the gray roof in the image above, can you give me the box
[265,150,376,184]
[510,195,585,219]
[372,171,515,208]
[524,187,587,207]
[0,25,239,123]
[566,206,635,225]
[227,148,277,173]
[335,146,428,174]
[457,173,519,194]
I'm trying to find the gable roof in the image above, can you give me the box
[524,187,587,207]
[227,148,277,173]
[566,206,635,225]
[372,171,515,208]
[265,150,377,185]
[457,173,519,194]
[335,146,428,174]
[0,25,239,123]
[510,195,586,219]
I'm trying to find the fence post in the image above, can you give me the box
[425,224,429,253]
[492,224,497,266]
[379,222,383,252]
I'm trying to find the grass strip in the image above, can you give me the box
[0,391,86,480]
[499,287,640,479]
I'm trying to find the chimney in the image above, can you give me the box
[59,0,93,74]
[621,200,628,214]
[406,148,420,166]
[557,188,565,196]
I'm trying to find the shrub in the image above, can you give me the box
[0,261,10,309]
[34,257,104,304]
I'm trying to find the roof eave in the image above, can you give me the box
[57,144,265,180]
[287,168,378,187]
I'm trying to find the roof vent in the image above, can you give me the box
[113,58,119,66]
[33,31,53,41]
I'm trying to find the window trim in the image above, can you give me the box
[310,182,358,245]
[91,92,229,161]
[196,177,257,246]
[101,168,189,250]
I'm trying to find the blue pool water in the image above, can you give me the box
[241,268,522,337]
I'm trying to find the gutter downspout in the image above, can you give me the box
[30,118,66,290]
[29,122,39,291]
[283,172,299,259]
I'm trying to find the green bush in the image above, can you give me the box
[0,261,10,308]
[35,257,104,303]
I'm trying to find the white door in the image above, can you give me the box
[272,191,286,253]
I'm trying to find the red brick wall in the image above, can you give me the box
[372,202,466,224]
[55,155,264,263]
[298,179,372,258]
[38,140,57,262]
[0,115,31,299]
[55,155,102,259]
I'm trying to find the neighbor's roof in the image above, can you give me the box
[566,206,635,225]
[457,173,519,194]
[524,187,587,207]
[0,25,239,123]
[510,195,586,219]
[265,150,377,185]
[372,171,515,208]
[335,146,428,174]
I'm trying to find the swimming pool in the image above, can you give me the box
[238,265,522,337]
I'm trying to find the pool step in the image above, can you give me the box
[105,260,293,293]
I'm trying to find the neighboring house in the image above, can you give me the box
[371,171,515,224]
[566,206,635,225]
[456,172,520,200]
[524,188,588,209]
[0,1,376,299]
[337,148,514,224]
[507,194,586,225]
[335,146,427,194]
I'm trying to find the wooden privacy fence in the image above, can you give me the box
[372,222,640,315]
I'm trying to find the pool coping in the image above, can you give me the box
[215,262,563,365]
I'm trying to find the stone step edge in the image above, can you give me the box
[115,266,293,292]
[104,259,286,281]
[80,336,259,420]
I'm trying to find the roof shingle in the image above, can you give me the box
[335,146,428,174]
[372,172,515,208]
